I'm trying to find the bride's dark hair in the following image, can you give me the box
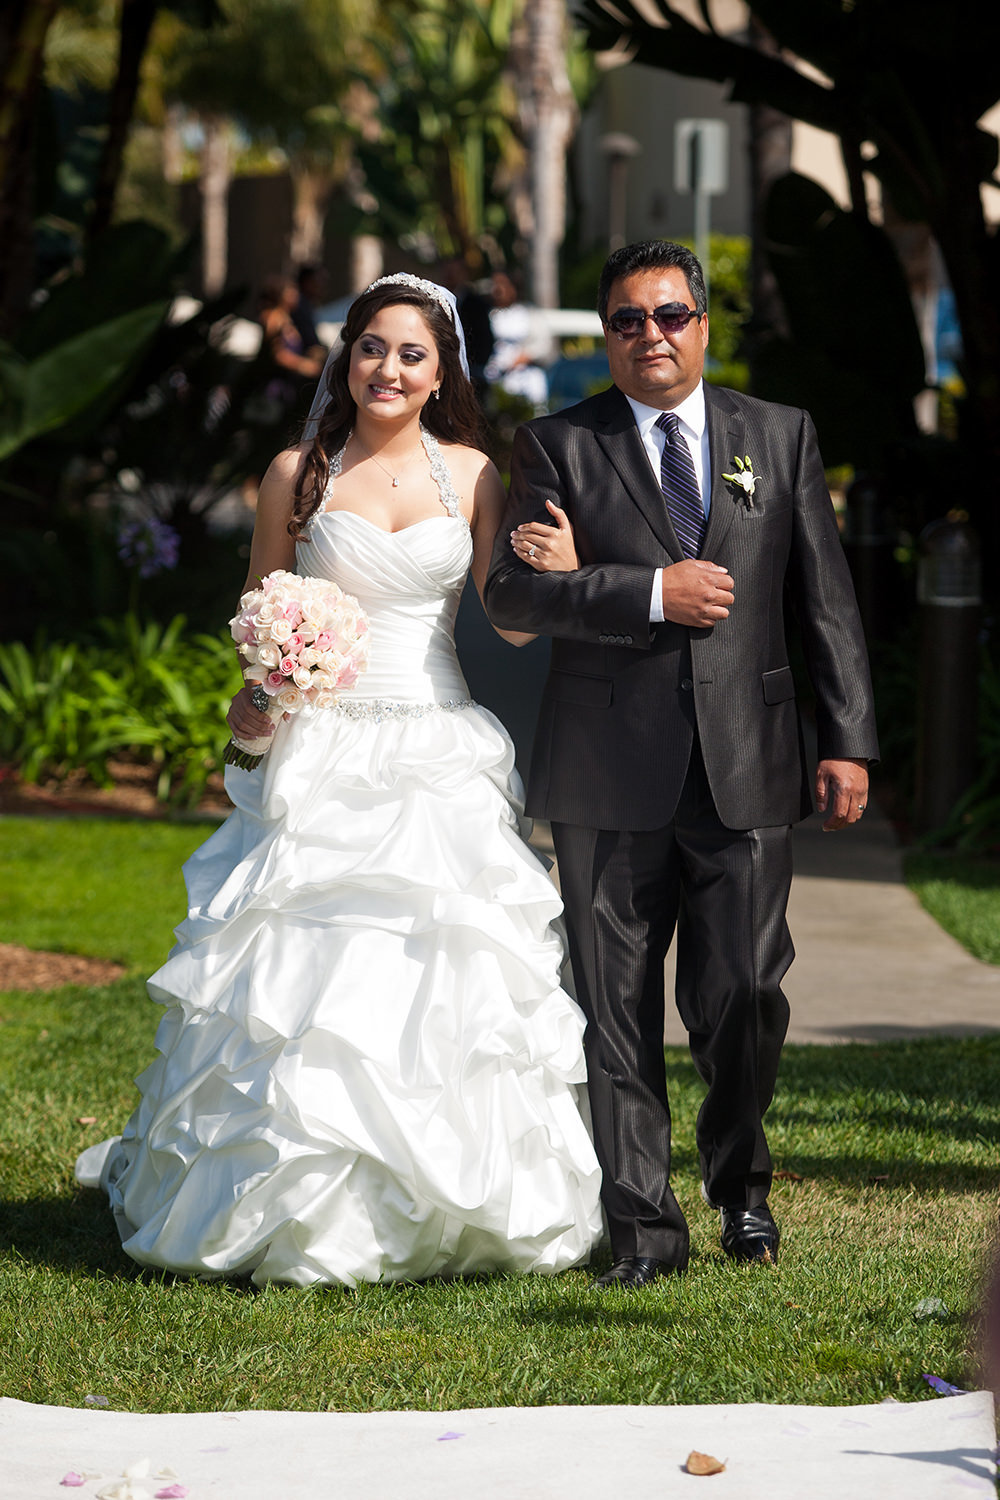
[289,283,487,536]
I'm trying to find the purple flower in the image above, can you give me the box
[921,1372,967,1396]
[117,517,181,579]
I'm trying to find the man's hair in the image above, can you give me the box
[597,241,707,322]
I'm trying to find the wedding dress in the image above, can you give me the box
[76,430,603,1287]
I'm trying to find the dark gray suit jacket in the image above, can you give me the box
[484,382,879,832]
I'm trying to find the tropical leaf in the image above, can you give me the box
[0,303,168,463]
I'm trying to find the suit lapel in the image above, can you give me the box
[593,387,684,560]
[700,385,744,559]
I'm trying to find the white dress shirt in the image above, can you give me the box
[625,384,711,624]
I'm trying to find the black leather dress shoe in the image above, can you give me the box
[720,1205,780,1264]
[593,1256,675,1290]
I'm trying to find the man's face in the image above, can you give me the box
[603,267,708,409]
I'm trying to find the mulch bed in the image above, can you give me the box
[0,762,231,991]
[0,760,232,821]
[0,942,126,991]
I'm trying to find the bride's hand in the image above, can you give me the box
[227,683,276,740]
[510,500,578,572]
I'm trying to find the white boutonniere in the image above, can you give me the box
[722,454,758,508]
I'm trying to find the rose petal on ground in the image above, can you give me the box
[685,1451,726,1475]
[60,1475,86,1487]
[77,1116,98,1125]
[437,1431,464,1441]
[154,1486,188,1498]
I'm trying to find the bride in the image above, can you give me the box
[76,273,603,1287]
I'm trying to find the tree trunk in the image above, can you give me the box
[349,234,382,294]
[528,0,574,308]
[88,0,159,241]
[0,0,60,335]
[200,114,231,298]
[746,17,791,378]
[289,164,334,267]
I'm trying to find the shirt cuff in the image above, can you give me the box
[649,569,665,624]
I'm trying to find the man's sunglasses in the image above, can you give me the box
[605,303,702,339]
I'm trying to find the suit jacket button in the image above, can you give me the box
[624,635,633,645]
[599,634,609,644]
[680,677,693,691]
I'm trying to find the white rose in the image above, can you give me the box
[292,665,312,689]
[275,684,303,713]
[313,689,338,710]
[256,643,280,668]
[271,618,293,642]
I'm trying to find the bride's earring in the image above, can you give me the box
[433,386,441,400]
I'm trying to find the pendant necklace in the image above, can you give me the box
[353,432,423,488]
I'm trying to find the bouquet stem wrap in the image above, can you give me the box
[223,686,285,770]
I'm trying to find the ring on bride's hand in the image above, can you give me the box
[528,545,537,558]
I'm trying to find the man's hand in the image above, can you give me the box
[661,559,735,628]
[816,758,869,831]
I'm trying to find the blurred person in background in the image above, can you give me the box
[485,269,556,414]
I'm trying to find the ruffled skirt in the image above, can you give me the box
[77,703,603,1286]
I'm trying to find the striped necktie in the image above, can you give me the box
[655,411,705,557]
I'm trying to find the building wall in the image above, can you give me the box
[575,61,750,251]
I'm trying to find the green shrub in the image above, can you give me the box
[0,614,241,806]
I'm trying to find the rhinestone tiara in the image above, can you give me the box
[362,272,457,324]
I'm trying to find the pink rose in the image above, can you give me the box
[282,602,303,624]
[278,654,297,676]
[266,671,284,691]
[286,633,304,653]
[314,630,334,651]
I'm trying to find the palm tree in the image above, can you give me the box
[357,0,520,267]
[508,0,576,308]
[167,0,377,287]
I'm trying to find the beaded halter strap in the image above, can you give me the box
[303,426,465,537]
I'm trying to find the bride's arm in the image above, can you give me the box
[226,449,302,741]
[467,457,539,647]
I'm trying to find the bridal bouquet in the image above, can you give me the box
[224,569,370,770]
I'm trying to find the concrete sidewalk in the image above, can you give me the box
[534,798,1000,1046]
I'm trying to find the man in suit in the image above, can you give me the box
[484,240,878,1288]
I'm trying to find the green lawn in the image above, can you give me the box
[0,815,218,972]
[0,815,996,1415]
[904,853,1000,966]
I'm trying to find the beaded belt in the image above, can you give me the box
[332,697,475,724]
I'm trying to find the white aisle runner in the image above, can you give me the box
[0,1394,995,1499]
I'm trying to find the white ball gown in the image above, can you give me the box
[76,431,603,1287]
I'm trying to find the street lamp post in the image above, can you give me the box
[601,132,640,251]
[674,119,729,305]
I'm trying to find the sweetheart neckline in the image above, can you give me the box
[306,510,469,538]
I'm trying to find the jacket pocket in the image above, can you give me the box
[550,669,613,708]
[761,665,795,705]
